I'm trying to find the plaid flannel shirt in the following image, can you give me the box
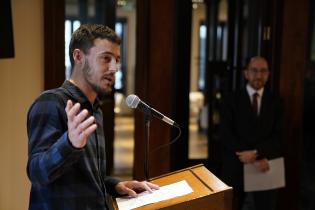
[27,80,119,210]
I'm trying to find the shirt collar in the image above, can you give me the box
[61,80,102,110]
[246,84,264,97]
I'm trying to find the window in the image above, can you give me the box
[65,20,81,79]
[114,19,127,92]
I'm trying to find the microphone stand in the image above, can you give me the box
[144,112,152,180]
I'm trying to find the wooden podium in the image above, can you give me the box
[113,164,232,210]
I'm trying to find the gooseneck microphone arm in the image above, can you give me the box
[125,94,179,127]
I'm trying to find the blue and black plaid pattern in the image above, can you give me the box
[27,80,119,210]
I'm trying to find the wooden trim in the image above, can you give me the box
[170,0,191,171]
[44,0,65,90]
[134,0,191,179]
[278,0,309,209]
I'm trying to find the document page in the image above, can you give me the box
[116,180,194,210]
[244,157,285,192]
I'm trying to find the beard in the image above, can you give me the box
[83,60,113,98]
[251,79,266,90]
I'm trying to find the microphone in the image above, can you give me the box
[126,94,179,127]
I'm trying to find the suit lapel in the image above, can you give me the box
[260,90,271,118]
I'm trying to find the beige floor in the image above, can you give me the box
[113,116,208,179]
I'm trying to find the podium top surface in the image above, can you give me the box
[113,164,232,210]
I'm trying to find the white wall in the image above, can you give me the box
[0,0,43,209]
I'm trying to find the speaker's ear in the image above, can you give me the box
[73,49,84,65]
[0,0,14,58]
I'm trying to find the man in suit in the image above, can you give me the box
[219,56,283,210]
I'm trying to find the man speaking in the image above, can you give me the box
[26,24,159,210]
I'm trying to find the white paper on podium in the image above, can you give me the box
[116,180,194,210]
[244,157,286,192]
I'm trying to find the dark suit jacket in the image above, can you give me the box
[219,88,283,189]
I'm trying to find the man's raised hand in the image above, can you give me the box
[65,100,97,148]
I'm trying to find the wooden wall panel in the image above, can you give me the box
[278,0,309,209]
[44,0,65,90]
[134,0,177,179]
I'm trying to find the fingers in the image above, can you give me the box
[66,101,81,121]
[139,181,160,193]
[261,159,270,172]
[115,181,137,197]
[253,159,270,172]
[79,116,96,132]
[236,150,257,163]
[74,109,90,129]
[115,181,160,197]
[65,100,73,113]
[146,182,160,190]
[236,151,248,163]
[139,181,154,193]
[80,121,97,138]
[65,100,97,148]
[125,188,137,198]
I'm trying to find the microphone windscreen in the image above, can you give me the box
[126,94,140,108]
